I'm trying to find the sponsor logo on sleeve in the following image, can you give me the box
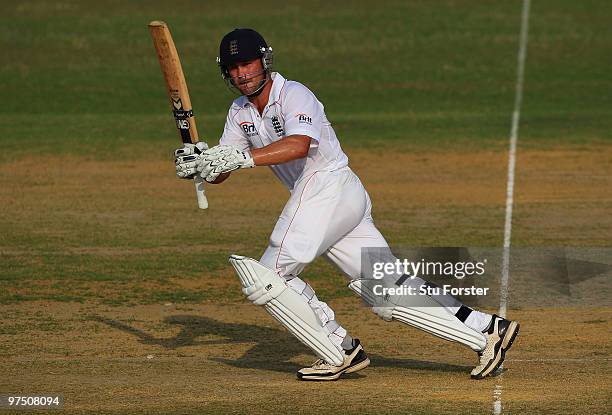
[240,121,258,137]
[296,113,312,125]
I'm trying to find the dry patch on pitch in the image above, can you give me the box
[0,301,610,414]
[349,145,612,245]
[2,145,609,246]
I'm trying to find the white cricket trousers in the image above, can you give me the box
[259,166,491,350]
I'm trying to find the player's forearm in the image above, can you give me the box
[252,135,311,166]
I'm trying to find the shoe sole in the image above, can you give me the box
[471,321,520,380]
[345,357,371,374]
[297,356,371,381]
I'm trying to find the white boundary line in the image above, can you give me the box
[499,0,531,320]
[494,2,531,414]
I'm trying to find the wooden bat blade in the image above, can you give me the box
[149,20,208,209]
[148,20,199,144]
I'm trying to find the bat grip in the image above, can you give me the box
[193,175,208,209]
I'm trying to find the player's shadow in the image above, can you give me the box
[93,314,470,374]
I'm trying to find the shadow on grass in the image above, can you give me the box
[92,314,470,374]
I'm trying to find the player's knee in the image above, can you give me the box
[292,251,317,266]
[284,238,319,265]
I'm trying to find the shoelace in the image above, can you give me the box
[311,359,331,369]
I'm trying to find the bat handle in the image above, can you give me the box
[193,175,208,209]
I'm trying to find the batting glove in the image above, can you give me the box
[198,145,255,179]
[174,142,209,179]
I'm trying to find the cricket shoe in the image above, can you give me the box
[471,314,520,380]
[297,339,370,381]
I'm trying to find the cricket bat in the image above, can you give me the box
[149,20,208,209]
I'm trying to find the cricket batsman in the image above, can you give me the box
[174,28,520,381]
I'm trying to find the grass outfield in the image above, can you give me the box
[1,0,610,157]
[1,1,611,414]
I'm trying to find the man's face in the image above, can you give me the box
[227,59,265,96]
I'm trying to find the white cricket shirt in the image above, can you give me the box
[219,72,349,191]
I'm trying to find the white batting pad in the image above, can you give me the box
[229,255,344,366]
[348,279,486,351]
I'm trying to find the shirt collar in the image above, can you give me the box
[267,72,285,105]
